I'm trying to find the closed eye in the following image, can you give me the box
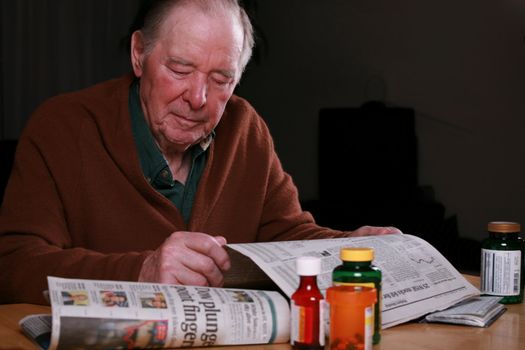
[210,73,233,87]
[171,69,191,77]
[212,78,230,86]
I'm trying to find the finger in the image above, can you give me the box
[348,226,372,237]
[350,226,379,236]
[154,246,220,286]
[160,232,230,285]
[156,253,223,287]
[350,226,401,236]
[159,261,210,286]
[383,226,402,234]
[214,235,227,246]
[371,226,401,235]
[175,251,225,286]
[186,235,231,272]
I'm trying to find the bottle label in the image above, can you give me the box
[319,299,326,345]
[332,281,380,340]
[481,249,522,296]
[364,305,374,350]
[290,300,325,346]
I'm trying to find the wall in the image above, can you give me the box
[236,0,525,241]
[0,0,139,139]
[2,0,524,242]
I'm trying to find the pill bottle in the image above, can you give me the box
[326,285,376,350]
[332,247,381,344]
[290,256,324,350]
[480,221,524,304]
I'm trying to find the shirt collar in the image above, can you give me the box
[199,130,214,151]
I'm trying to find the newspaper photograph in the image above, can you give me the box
[228,233,480,328]
[41,276,289,349]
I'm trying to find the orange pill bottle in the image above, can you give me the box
[326,285,376,350]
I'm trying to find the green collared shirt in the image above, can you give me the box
[129,80,211,224]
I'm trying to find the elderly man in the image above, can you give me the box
[0,0,397,304]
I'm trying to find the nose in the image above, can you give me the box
[183,73,207,110]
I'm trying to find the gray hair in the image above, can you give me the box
[139,0,254,75]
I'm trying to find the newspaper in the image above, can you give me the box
[19,314,52,350]
[20,276,289,350]
[20,233,483,348]
[424,296,506,327]
[228,233,481,328]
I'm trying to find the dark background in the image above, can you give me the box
[1,0,525,272]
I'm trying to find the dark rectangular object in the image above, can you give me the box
[319,103,417,203]
[0,139,18,204]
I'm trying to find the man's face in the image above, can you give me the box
[131,5,243,152]
[73,293,87,302]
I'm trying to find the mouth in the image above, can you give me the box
[171,113,201,128]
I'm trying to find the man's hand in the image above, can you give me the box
[138,231,231,287]
[348,226,401,237]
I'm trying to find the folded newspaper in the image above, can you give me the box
[21,278,289,350]
[424,296,506,327]
[20,233,482,349]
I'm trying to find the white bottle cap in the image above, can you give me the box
[296,256,321,276]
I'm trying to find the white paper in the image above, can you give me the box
[228,233,480,328]
[425,296,505,327]
[44,276,290,349]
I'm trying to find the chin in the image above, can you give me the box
[163,134,198,151]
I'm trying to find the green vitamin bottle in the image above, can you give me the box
[480,221,524,304]
[332,247,382,345]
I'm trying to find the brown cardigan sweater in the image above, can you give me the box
[0,74,343,304]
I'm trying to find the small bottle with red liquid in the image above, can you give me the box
[290,256,325,350]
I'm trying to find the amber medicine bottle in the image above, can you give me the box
[332,247,381,344]
[481,221,524,304]
[290,256,324,350]
[326,285,376,350]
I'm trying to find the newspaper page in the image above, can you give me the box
[424,296,506,327]
[45,276,289,349]
[19,314,52,350]
[228,233,480,328]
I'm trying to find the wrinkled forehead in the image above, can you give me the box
[161,1,244,43]
[158,3,244,67]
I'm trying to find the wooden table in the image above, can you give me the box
[1,276,523,350]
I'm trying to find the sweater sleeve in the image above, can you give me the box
[0,115,149,305]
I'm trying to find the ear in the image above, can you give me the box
[131,31,145,77]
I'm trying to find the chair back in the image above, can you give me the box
[0,139,18,204]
